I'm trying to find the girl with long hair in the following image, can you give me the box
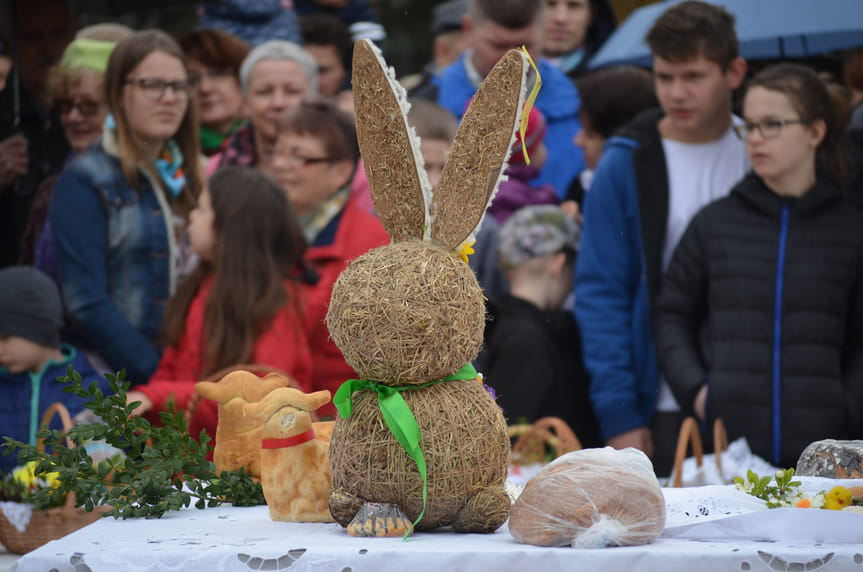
[127,166,313,447]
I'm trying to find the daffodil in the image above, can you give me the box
[12,461,60,492]
[459,239,476,264]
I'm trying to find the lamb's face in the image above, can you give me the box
[261,405,312,437]
[326,241,485,386]
[277,410,296,431]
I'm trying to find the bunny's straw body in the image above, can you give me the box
[326,40,529,536]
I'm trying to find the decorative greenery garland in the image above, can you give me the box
[1,367,265,519]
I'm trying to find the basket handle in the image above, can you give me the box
[510,416,583,464]
[672,416,703,488]
[713,417,728,473]
[37,402,75,453]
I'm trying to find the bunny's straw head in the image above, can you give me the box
[326,40,528,386]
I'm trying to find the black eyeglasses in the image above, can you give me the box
[733,118,811,140]
[123,77,197,102]
[283,154,334,167]
[56,98,102,117]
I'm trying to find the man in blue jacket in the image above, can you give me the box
[423,0,584,197]
[574,0,748,477]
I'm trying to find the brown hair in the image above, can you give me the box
[747,63,847,183]
[469,0,543,29]
[162,166,307,376]
[576,65,658,139]
[300,14,353,72]
[646,0,739,70]
[843,49,863,92]
[104,29,203,215]
[276,96,359,167]
[178,28,249,76]
[408,99,457,142]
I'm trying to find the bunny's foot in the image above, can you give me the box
[346,502,414,538]
[452,486,511,533]
[328,488,365,527]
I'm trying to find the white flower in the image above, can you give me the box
[810,492,826,509]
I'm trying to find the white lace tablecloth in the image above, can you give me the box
[13,479,863,572]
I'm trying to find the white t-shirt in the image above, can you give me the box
[656,119,750,412]
[661,122,750,271]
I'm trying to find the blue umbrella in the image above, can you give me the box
[589,0,863,69]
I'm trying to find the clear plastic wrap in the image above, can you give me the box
[509,447,666,548]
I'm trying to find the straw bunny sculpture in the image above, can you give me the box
[326,39,530,537]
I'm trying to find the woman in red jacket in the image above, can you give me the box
[127,166,313,449]
[266,97,390,417]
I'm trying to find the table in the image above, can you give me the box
[0,547,19,572]
[12,478,863,572]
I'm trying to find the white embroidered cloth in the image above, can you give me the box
[11,479,863,572]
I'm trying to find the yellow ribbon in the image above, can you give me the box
[519,46,543,166]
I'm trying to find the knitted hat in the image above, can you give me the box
[59,38,117,73]
[498,205,580,270]
[0,267,63,348]
[431,0,467,37]
[509,104,547,165]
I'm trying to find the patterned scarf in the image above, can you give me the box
[199,120,243,156]
[300,183,351,244]
[153,140,187,198]
[105,114,186,198]
[218,121,257,168]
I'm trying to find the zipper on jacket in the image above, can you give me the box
[772,204,790,465]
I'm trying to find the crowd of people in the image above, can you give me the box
[1,0,862,478]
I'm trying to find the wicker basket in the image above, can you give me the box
[508,417,583,465]
[0,402,110,554]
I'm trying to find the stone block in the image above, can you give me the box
[796,439,863,478]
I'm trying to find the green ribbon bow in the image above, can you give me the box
[333,363,478,538]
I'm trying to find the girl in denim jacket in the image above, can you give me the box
[50,30,204,384]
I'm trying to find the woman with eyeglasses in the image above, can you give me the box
[178,29,249,157]
[654,63,863,468]
[49,30,204,384]
[267,97,389,418]
[19,23,132,269]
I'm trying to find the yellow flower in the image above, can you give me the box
[13,461,60,491]
[12,463,36,489]
[459,239,476,264]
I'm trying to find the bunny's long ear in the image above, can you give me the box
[352,39,432,242]
[431,49,528,251]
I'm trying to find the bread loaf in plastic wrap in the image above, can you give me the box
[509,447,666,548]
